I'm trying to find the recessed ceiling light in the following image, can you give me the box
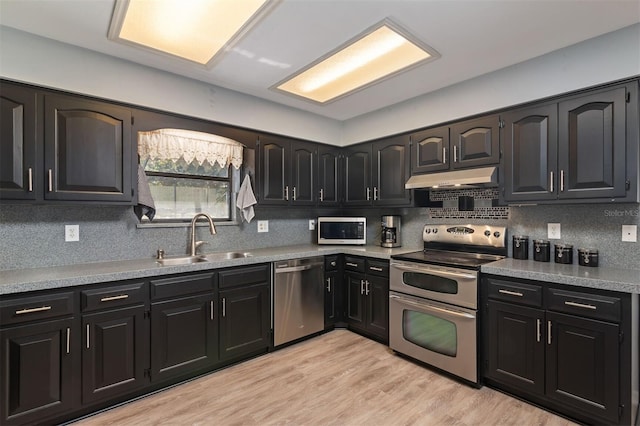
[108,0,275,67]
[274,20,440,104]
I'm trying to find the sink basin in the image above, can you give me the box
[156,256,208,266]
[198,252,253,262]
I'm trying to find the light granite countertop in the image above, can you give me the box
[2,245,638,296]
[0,244,420,295]
[481,258,640,294]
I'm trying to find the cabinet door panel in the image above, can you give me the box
[343,148,371,206]
[503,104,558,201]
[259,138,288,204]
[373,137,410,206]
[151,294,217,382]
[366,275,388,342]
[450,115,500,169]
[0,84,37,200]
[44,95,132,202]
[219,284,269,361]
[291,141,315,205]
[546,312,619,423]
[559,87,627,199]
[346,273,365,328]
[317,146,341,206]
[82,306,147,405]
[485,301,545,395]
[0,318,74,425]
[410,127,449,174]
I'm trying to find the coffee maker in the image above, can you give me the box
[381,215,402,248]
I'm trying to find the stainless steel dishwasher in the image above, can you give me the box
[273,257,324,347]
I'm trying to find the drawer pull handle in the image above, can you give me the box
[564,301,596,310]
[346,262,359,268]
[369,266,383,272]
[498,289,523,297]
[100,294,129,302]
[16,305,52,315]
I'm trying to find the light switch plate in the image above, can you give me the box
[65,224,79,242]
[547,223,561,240]
[257,220,269,233]
[622,225,637,242]
[309,219,316,231]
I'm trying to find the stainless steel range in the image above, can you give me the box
[389,224,507,385]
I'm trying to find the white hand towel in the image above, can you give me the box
[236,175,257,223]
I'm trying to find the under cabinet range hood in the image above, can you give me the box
[405,166,499,189]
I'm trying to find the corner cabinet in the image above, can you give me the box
[257,135,316,206]
[0,81,135,204]
[503,81,638,203]
[482,275,636,425]
[344,136,411,207]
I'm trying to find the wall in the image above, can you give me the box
[1,24,639,146]
[342,23,640,144]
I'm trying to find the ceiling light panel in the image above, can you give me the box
[274,20,440,104]
[109,0,273,66]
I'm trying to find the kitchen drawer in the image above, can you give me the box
[366,259,389,277]
[219,264,270,289]
[546,288,621,323]
[150,272,216,300]
[0,291,74,326]
[325,255,340,272]
[486,278,542,308]
[344,256,365,273]
[81,281,146,312]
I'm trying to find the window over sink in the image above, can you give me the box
[138,128,243,223]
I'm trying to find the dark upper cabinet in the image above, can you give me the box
[558,86,628,200]
[44,94,133,202]
[343,136,410,207]
[0,83,37,200]
[503,83,636,203]
[450,114,501,169]
[410,126,449,174]
[502,103,559,202]
[317,145,341,206]
[258,135,315,206]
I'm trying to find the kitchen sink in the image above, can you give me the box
[156,255,208,266]
[198,251,253,262]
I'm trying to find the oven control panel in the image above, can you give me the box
[423,224,506,248]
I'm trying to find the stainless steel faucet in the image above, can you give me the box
[189,213,216,256]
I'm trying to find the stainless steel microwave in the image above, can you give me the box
[317,217,366,245]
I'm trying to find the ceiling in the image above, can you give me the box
[1,0,639,121]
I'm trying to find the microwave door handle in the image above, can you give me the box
[390,294,475,319]
[392,263,476,280]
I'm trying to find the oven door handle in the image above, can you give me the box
[391,262,477,280]
[390,294,475,319]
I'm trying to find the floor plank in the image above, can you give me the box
[75,330,576,425]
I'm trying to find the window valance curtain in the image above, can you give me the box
[138,128,244,169]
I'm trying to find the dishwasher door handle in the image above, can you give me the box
[275,264,318,273]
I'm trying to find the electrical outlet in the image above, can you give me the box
[257,220,269,233]
[547,223,561,240]
[622,225,637,242]
[309,219,316,231]
[65,224,79,242]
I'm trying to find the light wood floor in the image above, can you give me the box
[76,330,576,426]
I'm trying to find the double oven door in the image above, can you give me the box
[389,260,479,384]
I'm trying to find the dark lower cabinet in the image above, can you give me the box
[82,305,148,405]
[150,294,217,382]
[483,275,634,425]
[0,318,76,426]
[218,264,270,362]
[344,256,388,343]
[324,269,343,328]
